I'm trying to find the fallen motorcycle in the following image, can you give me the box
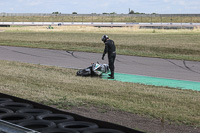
[76,62,110,77]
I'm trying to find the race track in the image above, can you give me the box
[0,46,200,83]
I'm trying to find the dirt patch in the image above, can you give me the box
[0,30,5,32]
[67,106,200,133]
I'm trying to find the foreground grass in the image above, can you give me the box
[0,26,200,61]
[0,60,199,127]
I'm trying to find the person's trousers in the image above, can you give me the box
[108,53,116,77]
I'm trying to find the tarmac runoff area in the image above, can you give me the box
[0,46,200,91]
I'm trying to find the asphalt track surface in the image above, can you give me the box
[0,46,200,83]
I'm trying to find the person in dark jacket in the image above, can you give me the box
[101,35,116,79]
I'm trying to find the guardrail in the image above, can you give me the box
[0,22,199,29]
[0,120,39,133]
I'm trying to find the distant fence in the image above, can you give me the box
[0,13,200,23]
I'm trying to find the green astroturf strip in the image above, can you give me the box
[102,73,200,91]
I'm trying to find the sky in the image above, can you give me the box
[0,0,200,14]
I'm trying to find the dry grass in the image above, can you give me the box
[2,25,200,33]
[0,60,200,127]
[1,26,151,33]
[1,16,200,23]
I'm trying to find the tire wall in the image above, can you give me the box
[0,93,144,133]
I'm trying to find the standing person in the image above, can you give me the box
[101,35,116,79]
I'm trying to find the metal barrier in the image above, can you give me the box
[0,120,39,133]
[0,22,199,29]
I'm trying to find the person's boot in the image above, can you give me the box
[108,72,114,79]
[108,76,114,79]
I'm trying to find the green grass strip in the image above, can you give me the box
[102,73,200,91]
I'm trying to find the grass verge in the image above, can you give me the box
[1,15,200,23]
[0,60,199,127]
